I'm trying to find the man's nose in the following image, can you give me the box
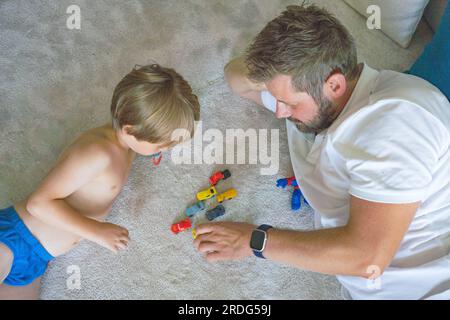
[275,102,292,119]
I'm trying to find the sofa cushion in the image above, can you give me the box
[344,0,429,48]
[410,2,450,99]
[424,0,448,32]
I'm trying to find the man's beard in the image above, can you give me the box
[289,95,338,134]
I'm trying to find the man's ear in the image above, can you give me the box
[323,73,347,99]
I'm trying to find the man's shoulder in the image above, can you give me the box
[370,70,449,111]
[330,68,449,144]
[330,98,449,149]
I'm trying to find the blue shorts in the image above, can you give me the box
[0,206,54,286]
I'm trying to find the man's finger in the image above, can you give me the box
[193,236,205,250]
[206,251,226,263]
[193,233,224,251]
[196,223,219,235]
[193,232,216,245]
[198,241,220,253]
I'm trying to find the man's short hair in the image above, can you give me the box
[246,4,358,102]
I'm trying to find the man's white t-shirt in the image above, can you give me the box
[261,64,450,300]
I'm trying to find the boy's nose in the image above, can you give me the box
[275,101,292,119]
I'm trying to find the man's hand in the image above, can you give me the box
[192,196,419,277]
[92,221,130,253]
[193,222,256,262]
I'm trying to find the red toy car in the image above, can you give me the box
[209,169,231,186]
[171,218,192,234]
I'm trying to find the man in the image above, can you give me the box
[193,4,450,299]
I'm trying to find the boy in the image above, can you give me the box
[0,64,200,299]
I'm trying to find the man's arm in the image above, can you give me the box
[26,143,129,253]
[224,55,267,106]
[194,196,419,278]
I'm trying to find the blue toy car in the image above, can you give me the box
[185,201,205,217]
[205,204,226,221]
[292,188,302,211]
[276,177,309,212]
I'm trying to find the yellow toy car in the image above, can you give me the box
[196,186,217,201]
[217,189,237,203]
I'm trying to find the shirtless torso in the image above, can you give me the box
[15,123,135,257]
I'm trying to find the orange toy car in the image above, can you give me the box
[171,218,192,234]
[217,189,237,203]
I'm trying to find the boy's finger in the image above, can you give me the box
[120,235,130,242]
[119,238,129,245]
[116,242,127,251]
[109,246,119,254]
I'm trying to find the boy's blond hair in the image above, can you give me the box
[111,64,200,147]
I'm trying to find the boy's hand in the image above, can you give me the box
[92,222,130,253]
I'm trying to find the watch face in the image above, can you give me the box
[250,229,266,251]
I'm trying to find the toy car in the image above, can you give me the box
[171,218,192,234]
[196,186,217,201]
[216,188,237,203]
[292,188,302,211]
[185,201,205,217]
[205,204,226,221]
[276,177,309,211]
[149,152,163,166]
[276,177,298,188]
[209,169,231,186]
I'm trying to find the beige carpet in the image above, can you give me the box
[0,0,433,299]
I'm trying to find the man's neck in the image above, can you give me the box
[331,63,364,120]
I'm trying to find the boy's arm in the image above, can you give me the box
[224,56,267,106]
[26,143,129,253]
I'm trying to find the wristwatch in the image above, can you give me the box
[250,224,273,259]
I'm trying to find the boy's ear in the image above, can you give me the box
[323,73,347,99]
[121,125,134,136]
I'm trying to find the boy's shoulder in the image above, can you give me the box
[58,125,122,167]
